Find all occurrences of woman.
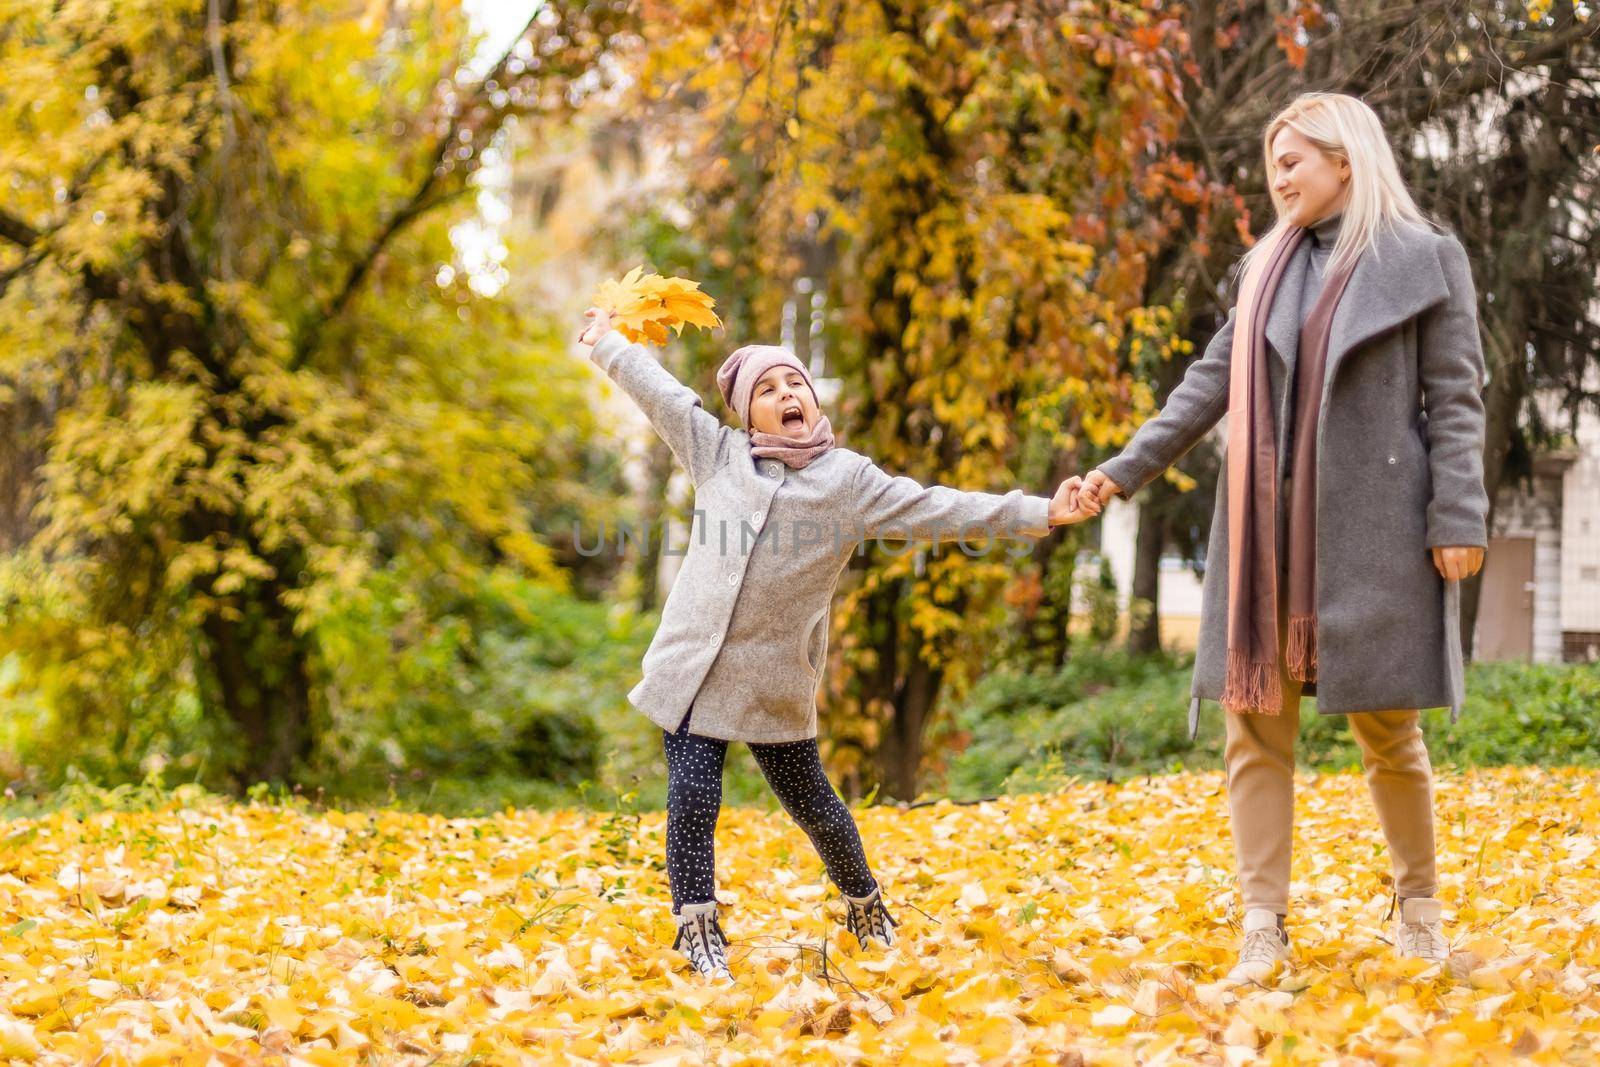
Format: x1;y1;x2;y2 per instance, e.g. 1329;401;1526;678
1077;92;1488;982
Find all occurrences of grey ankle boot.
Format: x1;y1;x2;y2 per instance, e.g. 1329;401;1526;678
672;900;733;982
842;885;898;949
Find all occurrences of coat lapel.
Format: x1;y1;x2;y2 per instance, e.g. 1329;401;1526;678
1321;222;1449;395
1263;250;1308;371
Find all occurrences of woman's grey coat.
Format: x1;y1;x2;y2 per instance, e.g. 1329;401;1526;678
1098;220;1489;737
588;329;1053;743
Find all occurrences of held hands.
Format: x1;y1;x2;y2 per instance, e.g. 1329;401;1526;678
1077;470;1121;517
1052;468;1122;524
1432;545;1485;582
1045;475;1101;526
1048;470;1124;527
577;306;612;346
1047;476;1086;526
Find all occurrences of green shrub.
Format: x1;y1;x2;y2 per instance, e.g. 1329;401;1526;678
0;557;649;814
303;568;651;811
940;649;1600;800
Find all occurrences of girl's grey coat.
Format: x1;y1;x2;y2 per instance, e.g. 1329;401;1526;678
589;330;1053;743
1099;220;1489;737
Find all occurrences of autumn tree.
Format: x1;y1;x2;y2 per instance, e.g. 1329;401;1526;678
0;0;631;789
621;0;1206;798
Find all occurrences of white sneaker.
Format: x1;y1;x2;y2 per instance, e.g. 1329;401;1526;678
842;885;898;949
672;901;733;983
1225;908;1290;985
1394;896;1450;964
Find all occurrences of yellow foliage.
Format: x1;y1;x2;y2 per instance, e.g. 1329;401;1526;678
0;767;1595;1062
591;267;723;346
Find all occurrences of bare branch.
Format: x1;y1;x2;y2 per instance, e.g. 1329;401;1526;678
0;247;47;299
0;209;41;250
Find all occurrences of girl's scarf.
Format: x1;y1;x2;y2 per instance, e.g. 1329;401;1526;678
1222;224;1359;715
750;413;836;469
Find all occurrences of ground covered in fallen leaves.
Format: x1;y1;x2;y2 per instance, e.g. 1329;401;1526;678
0;766;1597;1065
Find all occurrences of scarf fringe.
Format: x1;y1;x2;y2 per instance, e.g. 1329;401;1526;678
1220;649;1283;716
1285;613;1318;683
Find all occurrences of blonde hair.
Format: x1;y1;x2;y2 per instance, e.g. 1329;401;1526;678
1240;92;1437;282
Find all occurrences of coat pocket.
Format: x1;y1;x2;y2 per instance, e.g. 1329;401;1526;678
803;605;830;675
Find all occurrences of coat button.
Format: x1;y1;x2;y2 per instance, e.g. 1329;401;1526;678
750;510;761;524
1387;455;1397;465
725;572;737;586
707;632;720;645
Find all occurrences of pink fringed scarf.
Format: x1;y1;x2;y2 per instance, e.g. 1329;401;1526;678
1222;224;1359;715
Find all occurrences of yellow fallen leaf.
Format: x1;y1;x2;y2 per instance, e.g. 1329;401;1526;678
0;1019;41;1059
1091;1004;1135;1031
260;996;303;1033
0;766;1590;1063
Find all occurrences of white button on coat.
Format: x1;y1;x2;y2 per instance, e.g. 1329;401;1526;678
587;329;1054;744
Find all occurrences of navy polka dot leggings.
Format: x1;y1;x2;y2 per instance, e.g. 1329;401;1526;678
663;708;878;914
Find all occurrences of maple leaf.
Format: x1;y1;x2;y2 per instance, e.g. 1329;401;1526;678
591;267;723;346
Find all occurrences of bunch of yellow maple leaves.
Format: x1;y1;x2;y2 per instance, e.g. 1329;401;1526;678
591;268;722;346
0;766;1596;1064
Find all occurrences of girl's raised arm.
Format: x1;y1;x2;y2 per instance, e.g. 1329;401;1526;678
580;309;734;486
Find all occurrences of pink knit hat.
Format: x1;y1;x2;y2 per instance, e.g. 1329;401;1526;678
714;345;818;426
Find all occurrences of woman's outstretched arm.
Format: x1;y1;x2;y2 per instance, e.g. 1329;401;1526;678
1092;305;1239;501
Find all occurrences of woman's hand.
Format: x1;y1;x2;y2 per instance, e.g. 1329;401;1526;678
1075;469;1122;517
578;306;612;346
1432;545;1485;582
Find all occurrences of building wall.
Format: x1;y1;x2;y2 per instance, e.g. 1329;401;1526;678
1100;495;1206;652
1530;474;1567;664
1560;405;1600;636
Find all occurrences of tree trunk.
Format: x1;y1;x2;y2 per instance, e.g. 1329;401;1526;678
1463;330;1527;659
1127;491;1166;655
1020;449;1080;667
0;389;47;553
203;577;316;792
876;601;946;802
1458;47;1574;655
634;437;673;612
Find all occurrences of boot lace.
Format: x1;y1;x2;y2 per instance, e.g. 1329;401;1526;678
1239;926;1285;968
1398;915;1447;959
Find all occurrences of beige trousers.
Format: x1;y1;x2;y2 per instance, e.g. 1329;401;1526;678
1222;588;1439;915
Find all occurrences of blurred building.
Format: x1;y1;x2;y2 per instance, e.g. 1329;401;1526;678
1475;395;1600;664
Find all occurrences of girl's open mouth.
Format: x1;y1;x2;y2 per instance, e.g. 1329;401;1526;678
781;405;805;431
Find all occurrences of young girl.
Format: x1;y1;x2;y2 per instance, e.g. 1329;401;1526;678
577;306;1088;982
